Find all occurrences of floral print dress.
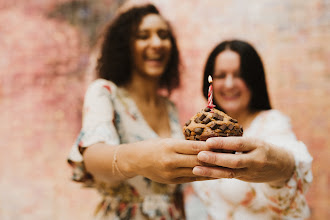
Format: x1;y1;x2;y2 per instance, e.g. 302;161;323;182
68;79;185;220
188;109;313;220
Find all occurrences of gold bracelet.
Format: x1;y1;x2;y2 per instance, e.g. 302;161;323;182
112;146;128;178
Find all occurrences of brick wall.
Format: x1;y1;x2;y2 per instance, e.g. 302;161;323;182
0;0;328;219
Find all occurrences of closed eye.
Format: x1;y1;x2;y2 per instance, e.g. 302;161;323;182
136;31;149;40
158;30;170;40
213;74;226;79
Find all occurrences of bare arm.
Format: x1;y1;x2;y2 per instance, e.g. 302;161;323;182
84;138;212;185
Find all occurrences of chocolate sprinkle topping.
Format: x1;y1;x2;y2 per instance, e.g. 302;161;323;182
230;118;238;123
219;124;227;131
202;117;211;124
194;118;201;123
185;129;191;136
185;120;191;126
228;124;234;130
217;133;228;137
194;127;204;135
204;107;211;112
210;123;219;130
199;114;206;121
213;113;224;121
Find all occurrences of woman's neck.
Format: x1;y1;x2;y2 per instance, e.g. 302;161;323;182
124;73;170;138
125;74;160;106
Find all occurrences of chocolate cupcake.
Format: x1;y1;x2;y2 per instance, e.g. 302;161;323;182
183;107;243;152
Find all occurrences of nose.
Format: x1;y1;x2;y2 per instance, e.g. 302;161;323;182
150;34;162;47
224;74;234;88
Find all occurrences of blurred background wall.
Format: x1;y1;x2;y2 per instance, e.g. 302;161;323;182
0;0;329;219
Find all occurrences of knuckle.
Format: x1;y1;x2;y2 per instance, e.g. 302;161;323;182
208;154;218;165
191;142;202;153
163;171;173;180
200;168;210;176
213;138;224;149
164;172;173;181
161;157;174;168
232;158;242;168
237;140;245;152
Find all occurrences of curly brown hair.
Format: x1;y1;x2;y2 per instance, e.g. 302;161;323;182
96;4;180;94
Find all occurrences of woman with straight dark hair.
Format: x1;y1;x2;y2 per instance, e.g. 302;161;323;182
67;4;211;219
188;40;313;219
202;40;271;112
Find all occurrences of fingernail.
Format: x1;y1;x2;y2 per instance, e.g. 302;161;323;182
206;138;216;144
193;166;204;176
198;152;209;161
206;138;217;147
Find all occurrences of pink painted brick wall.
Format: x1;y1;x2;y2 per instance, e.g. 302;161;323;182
0;0;329;219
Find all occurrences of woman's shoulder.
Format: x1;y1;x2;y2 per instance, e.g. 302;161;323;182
253;109;292;131
258;109;290;122
83;79;119;102
87;78;118;92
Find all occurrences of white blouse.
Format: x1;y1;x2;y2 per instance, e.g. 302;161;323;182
188;109;313;220
68;79;185;219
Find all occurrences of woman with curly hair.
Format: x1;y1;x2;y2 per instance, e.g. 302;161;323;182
67;3;210;220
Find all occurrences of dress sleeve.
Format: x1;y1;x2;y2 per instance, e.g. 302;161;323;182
67;79;120;185
254;110;313;219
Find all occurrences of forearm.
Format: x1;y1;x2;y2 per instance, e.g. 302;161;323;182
259;142;313;218
83;142;137;185
84;138;208;185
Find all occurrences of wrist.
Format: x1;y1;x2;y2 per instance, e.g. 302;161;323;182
116;144;137;178
269;150;295;188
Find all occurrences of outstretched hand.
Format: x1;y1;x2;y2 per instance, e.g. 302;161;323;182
192;137;295;187
119;138;215;184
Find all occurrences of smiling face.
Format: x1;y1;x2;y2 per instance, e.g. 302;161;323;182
213;50;252;115
131;14;172;80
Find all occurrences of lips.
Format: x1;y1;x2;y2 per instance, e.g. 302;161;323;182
145;54;163;60
144;54;165;66
220;92;240;101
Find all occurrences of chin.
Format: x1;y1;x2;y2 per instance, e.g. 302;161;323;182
146;70;165;77
221;104;240;113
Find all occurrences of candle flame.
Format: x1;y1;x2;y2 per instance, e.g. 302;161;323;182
208;75;213;83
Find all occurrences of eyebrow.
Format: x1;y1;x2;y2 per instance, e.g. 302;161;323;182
138;27;169;31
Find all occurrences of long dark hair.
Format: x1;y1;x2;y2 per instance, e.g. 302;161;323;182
96;4;180;94
202;40;271;111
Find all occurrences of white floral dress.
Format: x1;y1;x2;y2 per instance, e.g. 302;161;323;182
189;110;313;220
68;79;185;220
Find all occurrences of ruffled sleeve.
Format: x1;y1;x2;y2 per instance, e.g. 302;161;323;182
67;79;120;185
252;110;313;218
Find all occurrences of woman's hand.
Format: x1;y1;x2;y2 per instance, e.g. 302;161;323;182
119;138;213;184
192;137;295;187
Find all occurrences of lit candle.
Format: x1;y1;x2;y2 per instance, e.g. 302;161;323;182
207;75;215;109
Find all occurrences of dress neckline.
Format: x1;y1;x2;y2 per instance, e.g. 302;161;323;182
117;86;174;138
244;110;271;136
